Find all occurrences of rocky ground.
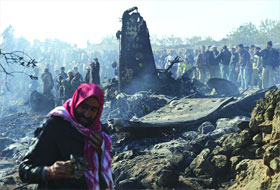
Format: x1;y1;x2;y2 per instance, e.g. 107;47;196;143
1;87;280;189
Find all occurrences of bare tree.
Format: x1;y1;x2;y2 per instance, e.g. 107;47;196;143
0;49;38;91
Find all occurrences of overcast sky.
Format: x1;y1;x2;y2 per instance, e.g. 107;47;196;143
0;0;279;48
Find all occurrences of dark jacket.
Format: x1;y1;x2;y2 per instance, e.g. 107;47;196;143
230;52;239;67
19;116;106;189
238;50;251;68
217;49;231;65
205;50;215;66
196;52;207;67
256;48;279;68
85;62;100;85
212;50;220;65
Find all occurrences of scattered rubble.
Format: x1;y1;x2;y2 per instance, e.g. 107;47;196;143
102;91;172;122
1;85;279;190
1;6;278;190
0;112;45;190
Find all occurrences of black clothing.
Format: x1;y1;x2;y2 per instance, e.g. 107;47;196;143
256;48;279;68
85;62;100;85
238;49;251;67
217;49;231;65
205;50;215;65
212;50;220;65
196;52;207;67
58;72;67;80
230;52;239;67
19;116;87;189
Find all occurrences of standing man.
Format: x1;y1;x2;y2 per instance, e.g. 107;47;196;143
61;70;75;101
58;66;68;80
256;41;280;89
86;59;101;85
205;46;217;79
111;61;118;78
164;50;178;79
73;66;83;82
212;45;220;78
238;44;251;90
229;47;239;85
19;83;113;189
71;72;83;91
217;45;231;80
196;46;208;83
41;68;54;95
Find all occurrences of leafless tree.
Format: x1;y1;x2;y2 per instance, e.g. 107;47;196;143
0;49;38;91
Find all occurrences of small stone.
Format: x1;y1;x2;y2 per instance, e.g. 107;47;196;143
197;122;215;134
252;133;262;144
237;121;249;130
262;134;271;144
270;158;280;173
230;155;243;172
255;147;265;158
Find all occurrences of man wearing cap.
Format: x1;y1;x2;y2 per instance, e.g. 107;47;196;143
256;41;280;89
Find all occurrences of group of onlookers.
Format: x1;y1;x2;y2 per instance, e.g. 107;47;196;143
155;41;280;90
38;59;103;106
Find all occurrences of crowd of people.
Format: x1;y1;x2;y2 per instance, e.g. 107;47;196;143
36;57;113;106
1;33;280;118
154;41;280;90
31;40;280;109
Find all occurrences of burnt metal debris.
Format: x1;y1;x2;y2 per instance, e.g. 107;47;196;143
207;78;240;96
29;90;55;112
117;7;157;94
116;7;192;96
116;7;239;97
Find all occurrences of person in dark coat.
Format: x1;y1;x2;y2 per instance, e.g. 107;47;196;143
217;45;232;80
238;44;251;89
85;59;100;85
196;46;208;83
229;47;239;85
41;68;54;95
19;83;113;189
256;41;280;89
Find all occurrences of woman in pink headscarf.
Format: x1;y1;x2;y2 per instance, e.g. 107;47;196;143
19;83;113;190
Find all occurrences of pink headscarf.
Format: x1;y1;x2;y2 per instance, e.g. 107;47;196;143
48;83;113;190
63;83;104;132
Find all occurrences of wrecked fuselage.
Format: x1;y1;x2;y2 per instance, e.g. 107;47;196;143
117;7;158;94
116;7;190;96
116;7;238;97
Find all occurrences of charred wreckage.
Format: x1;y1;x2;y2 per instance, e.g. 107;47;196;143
110;7;239;98
29;7;240;113
1;7;279;190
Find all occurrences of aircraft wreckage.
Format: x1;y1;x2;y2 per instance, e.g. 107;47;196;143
114;7;239;97
106;7;275;136
30;7;267;134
